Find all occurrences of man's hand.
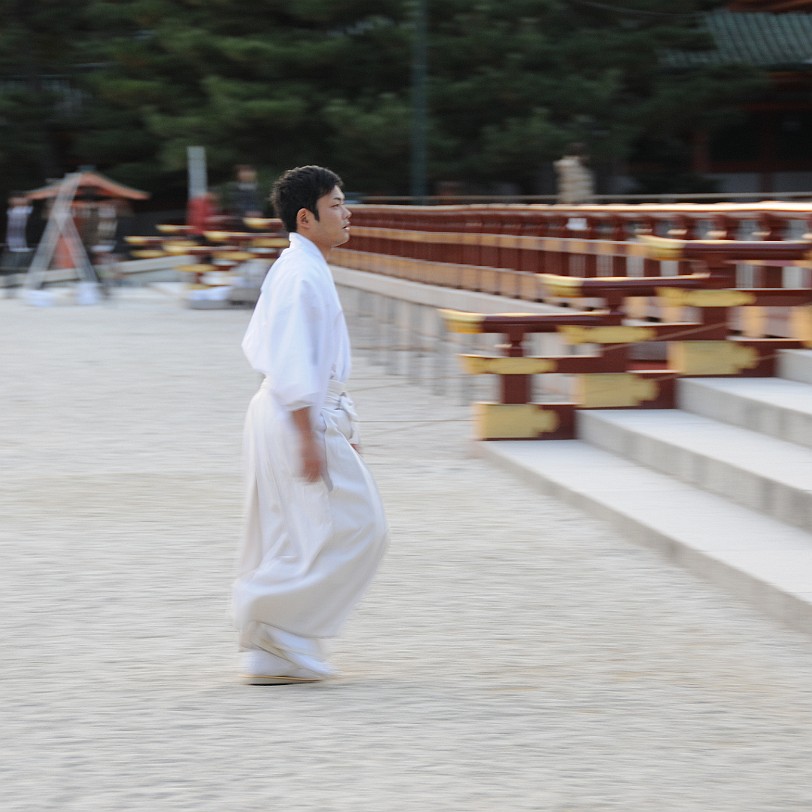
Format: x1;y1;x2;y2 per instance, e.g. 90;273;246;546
291;407;324;482
298;431;325;482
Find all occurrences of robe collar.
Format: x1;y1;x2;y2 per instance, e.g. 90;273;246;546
288;232;328;266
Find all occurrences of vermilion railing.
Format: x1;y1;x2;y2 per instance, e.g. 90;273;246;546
336;202;812;291
331;205;812;439
437;235;812;439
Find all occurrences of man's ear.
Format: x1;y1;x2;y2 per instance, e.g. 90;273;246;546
296;207;310;230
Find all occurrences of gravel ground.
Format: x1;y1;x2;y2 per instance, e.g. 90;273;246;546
2;285;812;811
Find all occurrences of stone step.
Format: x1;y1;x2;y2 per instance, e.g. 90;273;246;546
678;376;812;449
778;348;812;385
577;409;812;533
477;438;812;636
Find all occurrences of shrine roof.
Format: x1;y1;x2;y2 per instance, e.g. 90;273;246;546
728;0;812;11
664;9;812;69
25;171;150;201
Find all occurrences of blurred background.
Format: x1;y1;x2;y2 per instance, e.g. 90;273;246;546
0;0;810;219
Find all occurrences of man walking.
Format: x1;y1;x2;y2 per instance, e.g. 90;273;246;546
2;194;33;281
233;166;388;685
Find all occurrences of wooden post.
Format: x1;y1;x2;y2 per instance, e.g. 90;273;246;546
499;327;531;404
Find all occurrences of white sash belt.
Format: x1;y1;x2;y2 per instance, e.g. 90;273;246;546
324;379;360;445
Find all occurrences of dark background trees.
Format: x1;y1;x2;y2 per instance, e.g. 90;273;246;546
0;0;765;209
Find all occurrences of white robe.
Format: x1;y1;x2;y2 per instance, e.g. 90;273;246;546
233;233;388;673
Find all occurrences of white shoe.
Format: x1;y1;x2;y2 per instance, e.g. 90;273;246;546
240;648;328;686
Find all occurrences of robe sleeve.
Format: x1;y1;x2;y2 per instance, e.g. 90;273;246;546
242;264;325;411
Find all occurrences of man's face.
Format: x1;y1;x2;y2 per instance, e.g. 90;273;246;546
308;186;351;251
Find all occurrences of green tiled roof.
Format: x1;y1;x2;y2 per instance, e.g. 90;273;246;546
664;9;812;68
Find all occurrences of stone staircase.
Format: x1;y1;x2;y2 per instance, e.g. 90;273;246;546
478;349;812;635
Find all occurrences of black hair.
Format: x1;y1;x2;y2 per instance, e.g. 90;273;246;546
270;165;343;233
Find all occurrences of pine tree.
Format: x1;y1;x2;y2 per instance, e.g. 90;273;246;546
76;0;411;202
0;0;768;201
427;0;763;193
0;0;93;195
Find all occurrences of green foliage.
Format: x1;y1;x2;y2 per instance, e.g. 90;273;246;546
0;0;774;203
324;94;413;192
0;0;96;194
425;0;762;191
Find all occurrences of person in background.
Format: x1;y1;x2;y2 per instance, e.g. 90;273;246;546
229;164;263;221
554;142;595;205
233;165;388;685
2;194;33;276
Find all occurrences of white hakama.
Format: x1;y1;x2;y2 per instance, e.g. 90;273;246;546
232;234;387;676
